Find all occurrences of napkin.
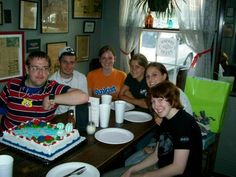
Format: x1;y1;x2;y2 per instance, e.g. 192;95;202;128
88;97;100;127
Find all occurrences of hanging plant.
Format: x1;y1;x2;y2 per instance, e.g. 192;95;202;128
136;0;182;19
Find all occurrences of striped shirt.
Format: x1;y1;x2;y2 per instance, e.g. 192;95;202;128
0;77;70;130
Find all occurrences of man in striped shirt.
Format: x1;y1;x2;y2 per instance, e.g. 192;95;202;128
0;51;88;131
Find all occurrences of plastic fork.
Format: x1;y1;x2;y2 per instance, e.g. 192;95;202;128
63;166;86;177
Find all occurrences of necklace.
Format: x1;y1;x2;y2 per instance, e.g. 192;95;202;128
60;74;73;84
19;79;48;107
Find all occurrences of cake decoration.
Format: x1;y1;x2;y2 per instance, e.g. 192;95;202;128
0;119;85;161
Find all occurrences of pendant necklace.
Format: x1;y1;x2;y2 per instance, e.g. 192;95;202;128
20;79;47;107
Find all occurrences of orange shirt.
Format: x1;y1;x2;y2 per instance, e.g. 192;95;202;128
87;68;126;100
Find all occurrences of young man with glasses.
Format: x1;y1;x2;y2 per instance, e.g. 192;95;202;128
50;47;88;115
0;51;89;131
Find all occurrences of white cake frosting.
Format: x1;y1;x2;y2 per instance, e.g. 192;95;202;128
0;119;85;161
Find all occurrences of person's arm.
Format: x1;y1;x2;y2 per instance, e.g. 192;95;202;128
122;144;159;177
119;85;148;108
43;88;89;110
88;88;93;97
140;149;189;177
127;149;189;177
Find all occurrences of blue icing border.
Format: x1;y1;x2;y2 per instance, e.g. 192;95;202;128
2;136;81;158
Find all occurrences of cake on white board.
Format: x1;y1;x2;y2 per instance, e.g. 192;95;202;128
0;119;85;161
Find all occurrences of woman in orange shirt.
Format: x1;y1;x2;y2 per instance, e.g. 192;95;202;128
87;45;126;100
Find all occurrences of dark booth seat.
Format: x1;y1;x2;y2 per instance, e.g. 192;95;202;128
75;103;89;131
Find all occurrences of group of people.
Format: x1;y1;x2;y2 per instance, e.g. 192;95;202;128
0;45;203;177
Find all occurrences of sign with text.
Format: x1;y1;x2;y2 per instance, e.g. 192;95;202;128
157;38;177;58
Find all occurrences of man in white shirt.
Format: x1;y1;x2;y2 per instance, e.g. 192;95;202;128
50;46;88;115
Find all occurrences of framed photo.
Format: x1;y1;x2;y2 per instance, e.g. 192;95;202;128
226;7;234;17
46;42;67;73
4;9;11;23
0;32;24;81
73;0;102;18
83;21;95;33
76;35;90;61
19;0;38;30
41;0;68;33
0;2;3;25
223;23;234;38
26;39;41;53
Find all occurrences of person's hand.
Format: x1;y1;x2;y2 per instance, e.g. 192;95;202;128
67;114;76;128
42;95;55;110
144;146;154;154
154;116;162;125
121;168;133;177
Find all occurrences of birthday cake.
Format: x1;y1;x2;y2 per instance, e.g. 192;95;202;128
0;119;85;161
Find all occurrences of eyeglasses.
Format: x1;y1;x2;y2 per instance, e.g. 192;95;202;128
29;65;49;73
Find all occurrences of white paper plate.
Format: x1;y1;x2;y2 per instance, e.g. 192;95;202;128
124;111;152;123
94;128;134;144
111;102;135;111
46;162;100;177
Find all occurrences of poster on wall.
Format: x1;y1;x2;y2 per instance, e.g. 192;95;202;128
73;0;102;18
0;32;24;81
41;0;68;33
46;42;67;74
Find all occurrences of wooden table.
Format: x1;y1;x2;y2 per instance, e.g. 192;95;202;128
0;111;157;177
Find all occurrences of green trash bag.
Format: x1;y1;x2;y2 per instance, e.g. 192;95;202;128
185;77;231;133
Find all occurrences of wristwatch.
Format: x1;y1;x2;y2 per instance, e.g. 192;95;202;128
49;94;55;101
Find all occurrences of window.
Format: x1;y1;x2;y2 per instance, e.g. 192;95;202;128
138;14;195;83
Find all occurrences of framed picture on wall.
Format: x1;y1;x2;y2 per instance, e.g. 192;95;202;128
41;0;68;33
19;0;38;30
226;7;234;17
26;39;41;53
0;32;24;81
0;2;3;25
46;42;67;74
83;21;95;33
75;35;89;61
73;0;102;18
223;23;234;38
4;9;12;23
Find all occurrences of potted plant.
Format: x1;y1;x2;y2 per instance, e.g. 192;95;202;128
136;0;180;19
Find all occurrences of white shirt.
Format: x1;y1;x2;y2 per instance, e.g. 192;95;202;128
179;88;193;115
49;70;88;115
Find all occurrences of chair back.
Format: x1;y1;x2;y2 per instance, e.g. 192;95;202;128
184;76;231;133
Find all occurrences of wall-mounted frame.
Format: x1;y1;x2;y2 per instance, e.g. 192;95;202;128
83;21;95;33
0;2;3;25
226;7;234;17
41;0;68;33
19;0;38;30
223;23;234;38
0;32;24;82
73;0;102;18
76;35;89;61
26;39;41;53
4;9;11;23
46;42;67;74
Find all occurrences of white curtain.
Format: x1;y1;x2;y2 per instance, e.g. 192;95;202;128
119;0;146;73
175;0;217;78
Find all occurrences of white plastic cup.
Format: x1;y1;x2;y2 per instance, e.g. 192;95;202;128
99;104;111;128
0;155;14;177
101;95;112;104
115;100;126;124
